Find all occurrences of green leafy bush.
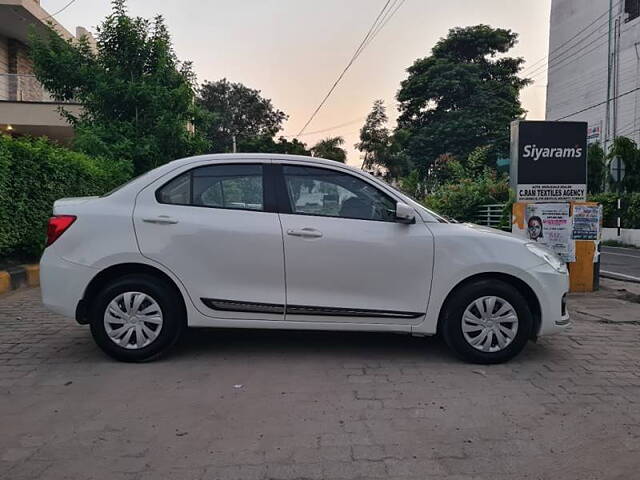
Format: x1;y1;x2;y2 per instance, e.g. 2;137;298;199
589;192;640;229
0;135;132;260
423;169;510;223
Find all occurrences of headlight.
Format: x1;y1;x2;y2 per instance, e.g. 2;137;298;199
526;243;568;274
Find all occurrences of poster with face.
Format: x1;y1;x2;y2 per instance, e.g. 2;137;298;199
525;203;574;262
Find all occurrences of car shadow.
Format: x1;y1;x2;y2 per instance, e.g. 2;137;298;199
168;327;555;365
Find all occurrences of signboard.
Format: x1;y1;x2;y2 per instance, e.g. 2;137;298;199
524;203;575;262
510;121;587;202
572;204;602;241
587;123;602;145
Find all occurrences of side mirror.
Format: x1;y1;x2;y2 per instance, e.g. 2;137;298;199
395;202;416;224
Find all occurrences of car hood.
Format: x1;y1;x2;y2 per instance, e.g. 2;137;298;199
457;222;528;244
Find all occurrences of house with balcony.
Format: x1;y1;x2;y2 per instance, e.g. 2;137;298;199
0;0;93;143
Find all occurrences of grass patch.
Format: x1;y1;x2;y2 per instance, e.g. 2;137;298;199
601;240;639;249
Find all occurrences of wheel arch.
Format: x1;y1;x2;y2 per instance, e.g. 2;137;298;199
76;263;187;325
436;272;542;339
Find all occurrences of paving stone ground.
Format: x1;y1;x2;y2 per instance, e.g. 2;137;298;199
1;282;639;480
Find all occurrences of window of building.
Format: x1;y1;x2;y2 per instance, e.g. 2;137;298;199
626;0;640;22
282;165;396;222
157;164;264;211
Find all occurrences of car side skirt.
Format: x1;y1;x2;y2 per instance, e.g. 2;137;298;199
201;298;423;319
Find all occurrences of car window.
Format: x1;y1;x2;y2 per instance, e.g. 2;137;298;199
157;164;264;211
282;165;396;221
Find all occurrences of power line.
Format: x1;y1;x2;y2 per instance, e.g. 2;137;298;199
362;0;406;51
553;86;640;121
295;0;404;138
526;24;610;79
521;0;621;76
41;0;79;21
281;117;366;138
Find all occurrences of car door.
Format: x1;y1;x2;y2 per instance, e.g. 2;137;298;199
276;163;434;325
133;161;286;321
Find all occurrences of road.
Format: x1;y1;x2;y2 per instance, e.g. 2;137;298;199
1;286;639;479
601;245;640;282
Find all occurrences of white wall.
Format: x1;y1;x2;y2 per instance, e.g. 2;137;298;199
546;0;640;145
603;227;640;246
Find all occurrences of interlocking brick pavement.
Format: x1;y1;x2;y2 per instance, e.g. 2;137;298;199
0;285;639;479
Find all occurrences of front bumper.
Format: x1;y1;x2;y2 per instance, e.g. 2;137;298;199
528;263;571;336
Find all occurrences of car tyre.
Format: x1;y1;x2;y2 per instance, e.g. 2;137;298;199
89;274;185;362
441;279;533;364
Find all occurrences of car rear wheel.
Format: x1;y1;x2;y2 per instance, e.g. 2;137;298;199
441;279;533;364
89;274;185;362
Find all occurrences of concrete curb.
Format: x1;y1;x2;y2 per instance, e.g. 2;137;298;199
600;271;640;284
0;264;40;295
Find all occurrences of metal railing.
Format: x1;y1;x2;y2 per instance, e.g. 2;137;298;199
0;73;58;102
475;203;509;230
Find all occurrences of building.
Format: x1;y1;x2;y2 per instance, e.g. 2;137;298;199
0;0;92;143
545;0;640;149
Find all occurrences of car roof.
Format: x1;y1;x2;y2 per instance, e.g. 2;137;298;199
168;153;360;171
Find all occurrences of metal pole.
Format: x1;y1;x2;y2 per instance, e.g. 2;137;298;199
604;0;614;155
232;134;237;153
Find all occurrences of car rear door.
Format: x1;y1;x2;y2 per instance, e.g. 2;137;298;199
276;163;434;325
133;160;286;320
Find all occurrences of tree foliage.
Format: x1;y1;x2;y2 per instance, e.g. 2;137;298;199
198;78;287;153
356;100;390;169
29;0;208;174
609;136;640;192
311;136;347;163
236;135;310;156
587;142;606;194
396;25;530;177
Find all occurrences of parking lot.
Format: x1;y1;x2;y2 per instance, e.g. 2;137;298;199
1;284;639;480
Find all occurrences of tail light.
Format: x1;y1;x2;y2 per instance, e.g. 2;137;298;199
46;215;76;247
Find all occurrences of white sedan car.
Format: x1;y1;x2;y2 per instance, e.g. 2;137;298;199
40;154;570;363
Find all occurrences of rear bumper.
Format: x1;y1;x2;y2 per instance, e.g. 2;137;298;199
40;250;97;320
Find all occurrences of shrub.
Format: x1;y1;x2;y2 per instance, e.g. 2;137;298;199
589;192;640;229
423;169;510;223
0;135;132;260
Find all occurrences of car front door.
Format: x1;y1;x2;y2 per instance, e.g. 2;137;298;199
133;161;286;320
276;163;434;325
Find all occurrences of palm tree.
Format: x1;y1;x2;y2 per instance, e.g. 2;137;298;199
311;136;347;163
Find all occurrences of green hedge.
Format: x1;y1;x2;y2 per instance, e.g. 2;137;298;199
0;135;132;260
589;192;640;229
423;170;511;224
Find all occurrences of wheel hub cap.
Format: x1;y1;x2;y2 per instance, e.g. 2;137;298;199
103;292;163;350
461;296;519;353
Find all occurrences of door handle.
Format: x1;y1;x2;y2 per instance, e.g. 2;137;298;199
286;228;323;238
142;215;179;225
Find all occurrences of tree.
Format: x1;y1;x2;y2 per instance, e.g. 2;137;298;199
396;25;530;177
587;143;606;194
29;0;208;174
356;100;390;169
609;136;640;192
311;136;347;163
198;79;287;153
236;135;311;156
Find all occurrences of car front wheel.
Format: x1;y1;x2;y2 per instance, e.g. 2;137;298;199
89;274;185;362
441;279;533;364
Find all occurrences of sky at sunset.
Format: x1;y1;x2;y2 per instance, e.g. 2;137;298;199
45;0;552;166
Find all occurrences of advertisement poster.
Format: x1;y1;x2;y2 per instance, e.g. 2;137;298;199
525;203;575;262
572;205;602;241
